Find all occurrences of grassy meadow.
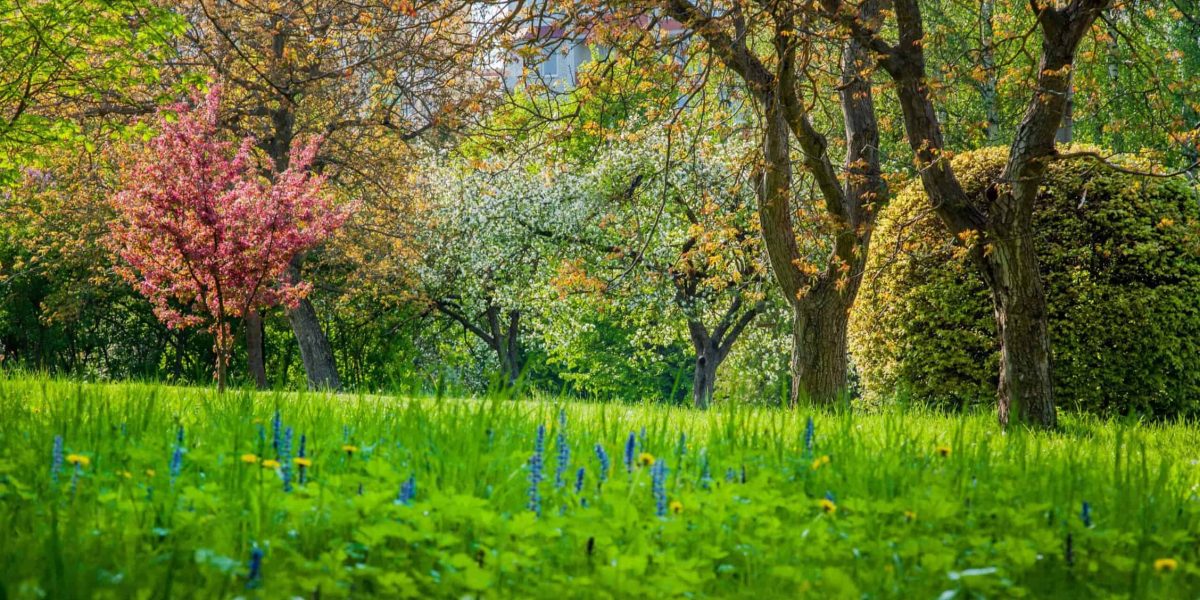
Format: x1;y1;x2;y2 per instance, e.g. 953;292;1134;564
1;375;1199;598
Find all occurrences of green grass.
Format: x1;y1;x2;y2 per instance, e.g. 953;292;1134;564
1;375;1199;598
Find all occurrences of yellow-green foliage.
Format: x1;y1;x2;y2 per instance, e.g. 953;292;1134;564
851;147;1200;416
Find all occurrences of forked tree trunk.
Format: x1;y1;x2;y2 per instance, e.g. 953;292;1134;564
982;230;1057;428
245;311;269;389
790;290;851;408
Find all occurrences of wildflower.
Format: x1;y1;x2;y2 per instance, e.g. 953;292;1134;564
293;457;312;468
936;445;952;457
804;416;814;456
594;443;610;483
638;452;655;467
904;510;917;522
397;474;416;505
819;498;837;514
1080;501;1092;528
241;454;260;464
624;432;636;473
528;428;545;516
51;435;63;483
725;467;736;483
169;445;184;486
1155;558;1179;573
271;410;282;454
651;460;668;517
554;429;570;489
245;546;264;589
261;459;281;469
66;454;90;467
297;434;308;485
145;469;156;477
341;444;359;455
118;470;133;479
810;455;831;471
574;467;586;494
281;427;294;492
669;500;684;515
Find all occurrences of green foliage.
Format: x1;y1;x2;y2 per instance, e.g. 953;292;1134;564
851;147;1200;416
2;376;1200;597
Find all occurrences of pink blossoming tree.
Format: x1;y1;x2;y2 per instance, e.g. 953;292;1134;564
109;87;350;391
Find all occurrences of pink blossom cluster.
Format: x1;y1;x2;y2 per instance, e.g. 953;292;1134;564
109;86;350;347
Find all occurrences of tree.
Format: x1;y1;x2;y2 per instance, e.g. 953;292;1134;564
0;0;182;185
108;87;350;391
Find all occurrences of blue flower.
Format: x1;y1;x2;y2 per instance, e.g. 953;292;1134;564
51;435;63;483
594;443;610;483
271;410;282;454
554;430;570;489
528;425;546;515
396;475;416;506
245;546;264;589
1081;501;1092;528
804;416;815;456
281;427;294;492
574;467;586;494
624;432;636;473
651;460;668;517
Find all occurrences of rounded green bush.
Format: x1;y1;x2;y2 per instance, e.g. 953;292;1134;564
850;147;1200;417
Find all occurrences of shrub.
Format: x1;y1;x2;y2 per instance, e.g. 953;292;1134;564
850;147;1200;417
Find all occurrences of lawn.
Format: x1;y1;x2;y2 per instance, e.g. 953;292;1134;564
1;375;1198;598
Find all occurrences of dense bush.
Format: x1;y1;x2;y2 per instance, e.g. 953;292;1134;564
850;147;1200;417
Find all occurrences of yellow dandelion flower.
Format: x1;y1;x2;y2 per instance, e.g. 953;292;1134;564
810;455;831;470
1155;558;1179;573
66;454;90;467
145;469;156;477
118;470;133;479
904;510;917;522
241;454;260;464
936;445;951;457
342;445;359;455
637;452;655;467
669;500;684;514
819;498;837;514
293;457;312;468
261;459;281;469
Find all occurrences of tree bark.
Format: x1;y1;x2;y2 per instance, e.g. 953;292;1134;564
790;288;851;407
691;348;719;409
245;310;268;389
286;260;340;390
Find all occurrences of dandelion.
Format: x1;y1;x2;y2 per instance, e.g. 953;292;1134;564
1080;501;1092;528
245;546;264;589
145;469;156;477
624;431;636;473
638;452;655;467
342;444;359;456
66;454;90;467
651;460;668;517
261;459;281;469
904;510;917;522
669;500;683;515
803;416;814;456
241;453;259;464
594;443;610;483
396;474;416;506
811;455;831;471
51;435;63;483
819;498;837;514
936;445;952;457
293;457;312;468
574;467;586;494
1155;558;1178;572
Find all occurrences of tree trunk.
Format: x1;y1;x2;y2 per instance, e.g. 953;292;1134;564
245;311;269;389
982;233;1057;428
790;290;851;408
287;295;340;390
1055;83;1074;143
